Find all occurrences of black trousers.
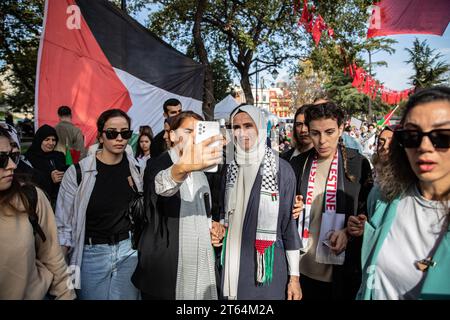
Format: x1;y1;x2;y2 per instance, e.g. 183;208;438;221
300;273;333;300
141;292;170;300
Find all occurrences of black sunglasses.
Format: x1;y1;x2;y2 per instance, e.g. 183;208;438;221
0;151;20;169
394;129;450;149
102;129;133;140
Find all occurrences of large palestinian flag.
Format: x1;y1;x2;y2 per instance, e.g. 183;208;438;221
36;0;204;147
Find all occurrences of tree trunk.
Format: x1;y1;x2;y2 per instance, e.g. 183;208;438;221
240;69;254;105
193;0;214;120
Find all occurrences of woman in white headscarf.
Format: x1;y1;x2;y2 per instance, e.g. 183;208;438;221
219;105;302;300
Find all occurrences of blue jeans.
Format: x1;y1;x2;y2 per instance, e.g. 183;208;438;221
78;237;140;300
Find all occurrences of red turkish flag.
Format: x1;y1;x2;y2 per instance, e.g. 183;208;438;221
367;0;450;38
312;17;322;45
299;0;309;25
328;28;335;37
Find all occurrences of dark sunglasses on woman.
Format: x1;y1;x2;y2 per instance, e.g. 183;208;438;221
0;151;21;169
102;129;133;140
395;129;450;149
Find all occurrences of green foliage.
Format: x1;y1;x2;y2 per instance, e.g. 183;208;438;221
324;72;391;120
405;38;450;88
0;0;43;113
146;0;308;104
210;57;232;102
304;1;397;119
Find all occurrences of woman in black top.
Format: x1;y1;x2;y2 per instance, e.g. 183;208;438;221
56;109;143;300
24;124;66;207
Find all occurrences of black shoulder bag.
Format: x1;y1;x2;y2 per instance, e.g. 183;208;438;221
127;176;147;250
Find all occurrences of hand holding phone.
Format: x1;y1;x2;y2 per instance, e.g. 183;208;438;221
322;239;332;248
195;121;222;172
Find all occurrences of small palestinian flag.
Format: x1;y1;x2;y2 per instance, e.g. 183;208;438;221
65;144;73;166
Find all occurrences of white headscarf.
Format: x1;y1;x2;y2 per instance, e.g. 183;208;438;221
223;105;273;299
230;105;267;165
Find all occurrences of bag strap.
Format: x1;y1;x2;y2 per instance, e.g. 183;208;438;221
127;163;142;193
23;186;47;242
74;163;82;186
127;176;139;193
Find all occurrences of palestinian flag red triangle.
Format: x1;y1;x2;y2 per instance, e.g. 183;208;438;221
36;0;205;147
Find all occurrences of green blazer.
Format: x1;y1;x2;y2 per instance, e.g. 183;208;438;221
357;187;450;300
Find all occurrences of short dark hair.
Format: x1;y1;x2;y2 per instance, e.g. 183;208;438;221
96;109;131;139
305;102;345;128
57;105;72;117
163;98;182;114
164;116;175;128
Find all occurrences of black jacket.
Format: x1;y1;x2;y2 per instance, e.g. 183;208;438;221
290;147;373;299
280;147;296;161
150;130;166;159
24;125;67;206
132;152;180;299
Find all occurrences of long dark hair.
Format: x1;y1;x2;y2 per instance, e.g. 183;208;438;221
372;126;394;176
378;86;450;201
305;102;355;182
135;132;153;158
293;104;313;147
0;127;32;214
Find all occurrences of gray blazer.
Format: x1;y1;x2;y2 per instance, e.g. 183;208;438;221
55;153;143;289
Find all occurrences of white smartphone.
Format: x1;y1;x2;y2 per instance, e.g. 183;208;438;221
194;121;221;173
322;239;332;248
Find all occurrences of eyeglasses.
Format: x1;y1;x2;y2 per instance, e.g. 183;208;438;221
102;129;133;140
0;151;20;169
394;129;450;149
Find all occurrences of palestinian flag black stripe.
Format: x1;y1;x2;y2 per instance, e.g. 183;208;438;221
76;0;204;100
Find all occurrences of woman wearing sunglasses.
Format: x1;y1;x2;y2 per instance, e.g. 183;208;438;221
0;122;34;183
55;109;142;300
24;124;67;208
0;127;75;299
357;86;450;300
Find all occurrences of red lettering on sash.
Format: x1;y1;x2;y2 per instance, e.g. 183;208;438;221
306;189;314;205
327;181;337;189
301;151;339;244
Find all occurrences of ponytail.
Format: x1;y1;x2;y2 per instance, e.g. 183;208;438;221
338;138;355;182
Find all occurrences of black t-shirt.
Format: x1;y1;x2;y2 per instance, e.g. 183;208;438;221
85;156;134;239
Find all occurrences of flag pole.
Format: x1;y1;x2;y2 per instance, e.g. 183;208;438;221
121;0;127;13
378;104;400;127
